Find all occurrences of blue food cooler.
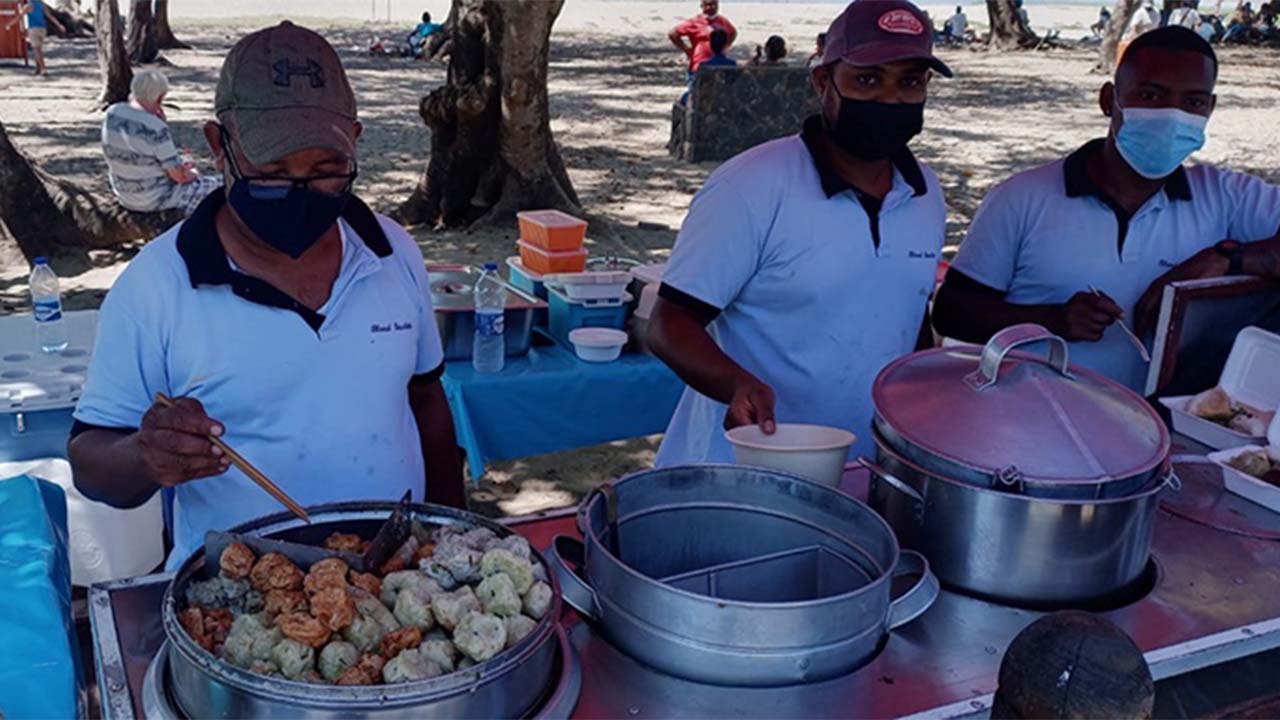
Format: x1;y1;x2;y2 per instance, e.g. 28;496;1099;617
0;311;97;463
546;285;630;348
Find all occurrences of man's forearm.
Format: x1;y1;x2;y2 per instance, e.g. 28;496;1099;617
933;282;1063;343
648;299;752;405
1240;235;1280;278
410;380;465;508
68;429;158;508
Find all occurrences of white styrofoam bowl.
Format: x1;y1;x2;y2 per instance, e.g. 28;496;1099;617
725;423;857;487
569;327;628;363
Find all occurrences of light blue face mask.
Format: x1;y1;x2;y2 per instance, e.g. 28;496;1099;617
1113;100;1208;180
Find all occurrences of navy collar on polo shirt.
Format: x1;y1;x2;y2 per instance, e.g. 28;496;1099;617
1063;138;1193;203
799;114;928;199
176;190;392;332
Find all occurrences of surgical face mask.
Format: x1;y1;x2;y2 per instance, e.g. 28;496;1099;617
220;129;355;259
824;89;925;161
1113;99;1208;180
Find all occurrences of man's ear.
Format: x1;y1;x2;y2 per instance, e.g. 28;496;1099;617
203;121;225;171
810;64;830;97
1100;81;1116;118
353;120;364;141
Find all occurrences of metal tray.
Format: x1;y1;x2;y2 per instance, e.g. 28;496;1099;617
428;264;547;361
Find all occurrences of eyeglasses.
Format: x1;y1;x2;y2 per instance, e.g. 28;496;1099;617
219;124;358;199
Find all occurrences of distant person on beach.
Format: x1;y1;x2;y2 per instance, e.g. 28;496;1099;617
670;0;737;76
408;11;443;57
945;5;968;42
807;32;826;67
1091;6;1112;36
1118;0;1161;59
1015;0;1030;28
1224;1;1260;40
680;28;736;104
751;35;787;65
1169;1;1204;31
934;27;1280;393
102;70;223;217
2;0;66;76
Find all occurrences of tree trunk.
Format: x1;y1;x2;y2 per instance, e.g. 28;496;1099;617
95;0;132;108
0;120;181;262
985;0;1039;49
154;0;189;50
126;0;158;64
1100;0;1144;71
396;0;579;229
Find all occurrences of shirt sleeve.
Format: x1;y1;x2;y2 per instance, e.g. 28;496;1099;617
152;122;181;170
673;17;698;37
660;168;766;313
1221;170;1280;242
73;261;169;431
383;219;445;376
949;180;1025;293
720;17;737;41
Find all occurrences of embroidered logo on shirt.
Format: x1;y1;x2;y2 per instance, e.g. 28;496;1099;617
908;250;938;259
878;10;925;35
371;321;414;333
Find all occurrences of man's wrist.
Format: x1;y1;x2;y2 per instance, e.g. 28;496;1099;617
1215;240;1245;276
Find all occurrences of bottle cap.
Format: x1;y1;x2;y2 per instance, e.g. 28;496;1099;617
483;262;498;271
34;257;48;265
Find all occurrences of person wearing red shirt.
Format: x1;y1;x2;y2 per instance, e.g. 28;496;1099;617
669;0;738;74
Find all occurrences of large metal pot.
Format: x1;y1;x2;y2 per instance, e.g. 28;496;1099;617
867;324;1176;606
546;465;939;687
162;501;562;719
873;324;1170;500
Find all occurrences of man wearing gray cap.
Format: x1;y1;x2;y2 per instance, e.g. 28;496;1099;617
69;22;465;568
648;0;952;465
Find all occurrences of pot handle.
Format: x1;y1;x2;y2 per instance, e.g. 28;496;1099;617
965;323;1072;391
859;457;925;524
545;535;600;621
887;550;940;630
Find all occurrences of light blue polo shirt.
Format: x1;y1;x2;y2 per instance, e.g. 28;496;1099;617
655;116;946;465
74;193;445;569
951;139;1280;392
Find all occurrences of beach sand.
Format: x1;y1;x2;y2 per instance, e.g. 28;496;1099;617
1;2;1277;515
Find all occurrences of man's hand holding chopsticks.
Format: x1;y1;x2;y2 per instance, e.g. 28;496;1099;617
136;396;231;486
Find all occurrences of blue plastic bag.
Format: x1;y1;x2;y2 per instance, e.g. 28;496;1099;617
0;474;83;718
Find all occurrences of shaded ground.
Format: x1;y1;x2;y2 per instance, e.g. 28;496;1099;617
1;18;1277;516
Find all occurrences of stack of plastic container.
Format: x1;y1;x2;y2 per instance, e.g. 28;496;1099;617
513;210;588;279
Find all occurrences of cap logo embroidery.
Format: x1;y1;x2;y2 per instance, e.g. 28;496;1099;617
272;58;326;89
878;9;925;35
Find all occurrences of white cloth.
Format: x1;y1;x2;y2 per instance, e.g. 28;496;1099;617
1126;6;1162;38
1169;6;1202;29
950;142;1280;392
655;126;946;466
74;205;445;569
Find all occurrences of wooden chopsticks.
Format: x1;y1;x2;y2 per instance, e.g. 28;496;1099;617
154;392;311;523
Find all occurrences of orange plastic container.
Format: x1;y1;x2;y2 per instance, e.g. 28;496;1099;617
518;240;588;275
517;210;588;251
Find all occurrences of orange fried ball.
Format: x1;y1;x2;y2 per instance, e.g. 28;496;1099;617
348;571;382;598
179;607;212;651
303;558;350;595
309;586;357;632
335;666;374;686
379;626;423;660
249;552;304;593
219;542;255;580
357;652;386;679
277;612;332;649
324;532;365;554
263;589;309;616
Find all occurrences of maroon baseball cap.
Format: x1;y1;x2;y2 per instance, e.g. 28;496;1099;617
820;0;953;77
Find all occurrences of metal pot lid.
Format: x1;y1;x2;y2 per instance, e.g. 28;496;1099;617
872;324;1169;485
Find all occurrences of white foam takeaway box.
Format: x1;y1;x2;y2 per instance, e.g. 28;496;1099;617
1208;410;1280;514
1160;326;1280;450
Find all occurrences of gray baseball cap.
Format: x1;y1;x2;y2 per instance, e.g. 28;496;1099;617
214;21;358;166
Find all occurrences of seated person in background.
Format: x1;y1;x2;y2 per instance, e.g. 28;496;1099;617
102;70;222;217
1091;6;1112;37
807;32;827;67
751;34;787;65
945;5;969;42
680;28;736;104
408;11;443;57
932;28;1280;393
1224;2;1259;41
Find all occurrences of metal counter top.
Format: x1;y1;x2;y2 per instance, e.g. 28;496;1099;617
93;463;1280;719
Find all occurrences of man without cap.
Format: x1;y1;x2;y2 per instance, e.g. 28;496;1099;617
102;70;223;217
3;0;65;76
649;0;951;465
69;22;464;569
670;0;738;76
933;27;1280;393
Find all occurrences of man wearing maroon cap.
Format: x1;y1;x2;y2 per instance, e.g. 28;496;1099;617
71;22;466;567
648;0;952;465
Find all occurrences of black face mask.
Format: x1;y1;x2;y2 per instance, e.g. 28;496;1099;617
824;90;925;161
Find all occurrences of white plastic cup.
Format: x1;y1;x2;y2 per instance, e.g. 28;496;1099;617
725;423;857;487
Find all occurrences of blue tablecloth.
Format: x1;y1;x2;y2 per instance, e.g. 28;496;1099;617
0;475;81;719
443;345;685;481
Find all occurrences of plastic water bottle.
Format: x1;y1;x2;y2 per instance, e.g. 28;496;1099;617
30;257;68;353
472;262;505;373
